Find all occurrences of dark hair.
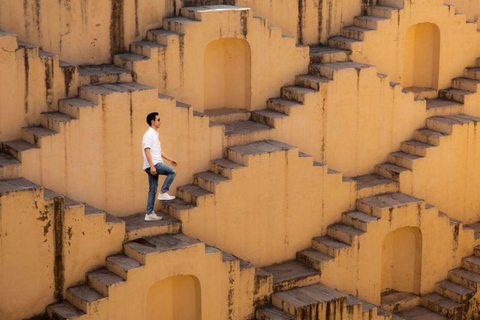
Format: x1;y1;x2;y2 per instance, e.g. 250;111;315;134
146;112;159;126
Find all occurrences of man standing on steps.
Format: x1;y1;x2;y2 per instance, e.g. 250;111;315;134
143;112;178;221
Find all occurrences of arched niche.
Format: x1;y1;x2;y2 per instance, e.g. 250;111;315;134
204;38;252;111
381;227;422;295
403;23;441;90
147;275;201;320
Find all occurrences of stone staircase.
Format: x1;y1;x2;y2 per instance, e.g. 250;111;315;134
45;232;258;319
255;260;392;320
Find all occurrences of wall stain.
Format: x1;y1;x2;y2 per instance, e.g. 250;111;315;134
44;56;54;111
24;48;30;115
134;0;140;37
297;0;305;44
240;10;248;38
53;197;65;300
318;0;324;43
110;0;125;58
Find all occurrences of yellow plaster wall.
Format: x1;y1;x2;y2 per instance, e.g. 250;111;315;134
85;242;257;319
0;185;55;319
318;201;475;305
0;33;71;142
170;144;356;267
445;0;480;27
0;0;184;65
397;119;480;223
346;0;480;90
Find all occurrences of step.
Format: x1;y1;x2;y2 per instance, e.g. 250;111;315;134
177;183;213;205
438;88;473;104
310;61;372;79
309;46;350;64
224;120;273;146
400;140;435;157
402;87;437;100
462;255;480;273
124;233;203;263
266;98;302;115
163;16;201;33
328;36;362;50
160;198;195;217
374;163;411;181
105;254;142;279
464;67;480;80
47;301;86;319
251;109;287;127
22;126;57;147
256;306;294;320
78;82;155;104
312;235;350;257
87;268;125;296
381;291;421;312
204;108;251;124
66;284;105;313
342;210;379;231
261;260;321;292
193;171;229;192
130;40;166;57
347;295;378;319
146;28;180;45
41;112;76;132
426;99;464;117
357;193;423;218
58;98;97;118
120;212;182;241
114;53;149;69
387;151;422;169
294;74;330;91
353;174;399;198
78;64;134;86
1;140;38;160
227;140;296;166
448;267;480;290
296;248;334;271
367;5;399;18
434;280;474;303
421;293;463;318
0;151;21;170
353;15;389;29
280;86;316;104
414;128;446;146
327;223;364;245
452;77;480;92
465;223;480;240
341;25;375;41
209;158;245;179
271;283;347;318
426;114;480;135
394;306;447;320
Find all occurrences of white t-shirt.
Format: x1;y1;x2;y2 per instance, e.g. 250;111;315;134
142;127;163;170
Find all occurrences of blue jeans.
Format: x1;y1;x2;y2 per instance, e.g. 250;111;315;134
145;162;176;214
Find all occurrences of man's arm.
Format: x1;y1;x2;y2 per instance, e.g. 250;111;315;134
145;148;157;175
162;152;178;167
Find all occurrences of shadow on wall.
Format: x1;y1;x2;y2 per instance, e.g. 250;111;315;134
204;38;252;110
403;23;441;90
381;227;422;295
147;275;202;320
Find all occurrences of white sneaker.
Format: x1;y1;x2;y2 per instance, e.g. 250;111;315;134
157;192;175;201
145;212;163;221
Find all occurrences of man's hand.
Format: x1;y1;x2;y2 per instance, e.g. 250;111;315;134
150;167;157;175
171;159;178;167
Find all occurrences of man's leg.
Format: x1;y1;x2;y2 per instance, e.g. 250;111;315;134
155;163;176;194
146;169;159;213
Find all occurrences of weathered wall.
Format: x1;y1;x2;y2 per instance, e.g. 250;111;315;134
0;0;184;64
346;0;480;90
444;0;480;28
318;200;475;305
0;183;55;319
0;32;73;142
